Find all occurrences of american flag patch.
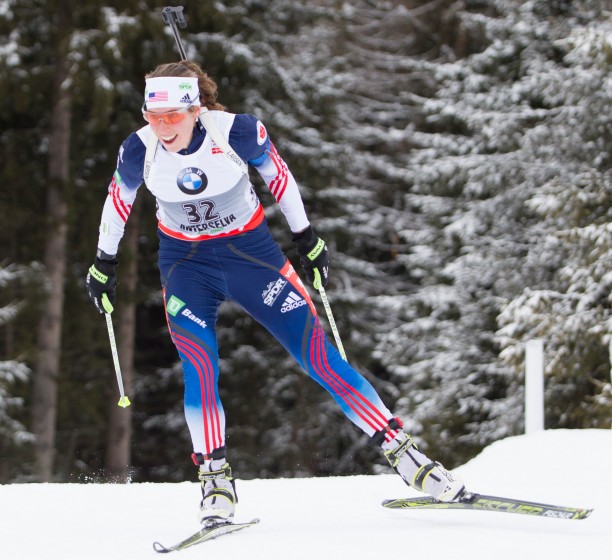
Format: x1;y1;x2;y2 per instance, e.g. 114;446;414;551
148;91;168;102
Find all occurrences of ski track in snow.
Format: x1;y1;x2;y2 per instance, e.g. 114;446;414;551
1;429;610;559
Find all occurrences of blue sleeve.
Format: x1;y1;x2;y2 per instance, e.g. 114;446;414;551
116;132;146;190
228;114;271;166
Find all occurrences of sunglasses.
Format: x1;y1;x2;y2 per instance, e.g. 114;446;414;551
142;104;194;125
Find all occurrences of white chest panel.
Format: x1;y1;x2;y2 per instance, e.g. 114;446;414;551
142;119;259;238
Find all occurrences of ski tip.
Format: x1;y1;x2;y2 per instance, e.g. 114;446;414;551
153;541;170;553
382;497;409;506
382;497;430;506
575;508;594;520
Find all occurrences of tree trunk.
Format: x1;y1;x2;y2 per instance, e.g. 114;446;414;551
30;50;71;482
105;202;140;481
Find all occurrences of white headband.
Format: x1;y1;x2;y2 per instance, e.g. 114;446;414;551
144;76;201;109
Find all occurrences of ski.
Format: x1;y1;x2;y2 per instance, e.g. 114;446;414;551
382;492;592;520
153;518;260;553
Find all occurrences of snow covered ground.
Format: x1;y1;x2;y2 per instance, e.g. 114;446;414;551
1;429;610;559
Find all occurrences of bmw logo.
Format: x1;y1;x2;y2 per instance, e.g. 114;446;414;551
177;167;208;195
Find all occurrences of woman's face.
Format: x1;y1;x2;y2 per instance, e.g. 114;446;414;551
144;106;199;152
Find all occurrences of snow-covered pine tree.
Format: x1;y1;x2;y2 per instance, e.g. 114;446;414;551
0;263;35;482
496;10;611;429
372;0;611;464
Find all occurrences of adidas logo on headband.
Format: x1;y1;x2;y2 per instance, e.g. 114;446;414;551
144;76;201;109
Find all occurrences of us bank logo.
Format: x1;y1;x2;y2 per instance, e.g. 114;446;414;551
177;167;208;195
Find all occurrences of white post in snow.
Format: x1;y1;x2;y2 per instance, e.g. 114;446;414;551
609;335;612;385
525;339;545;434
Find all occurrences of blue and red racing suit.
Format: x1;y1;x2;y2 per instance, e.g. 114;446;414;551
97;110;400;456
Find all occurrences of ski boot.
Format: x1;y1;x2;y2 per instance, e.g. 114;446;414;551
193;453;237;526
377;421;465;502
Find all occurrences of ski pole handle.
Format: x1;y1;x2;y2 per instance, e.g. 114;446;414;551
102;296;131;408
318;286;347;361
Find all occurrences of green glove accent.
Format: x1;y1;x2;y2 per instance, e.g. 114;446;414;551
307;238;326;261
88;264;109;284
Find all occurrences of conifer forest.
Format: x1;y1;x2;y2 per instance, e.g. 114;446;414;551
0;0;610;484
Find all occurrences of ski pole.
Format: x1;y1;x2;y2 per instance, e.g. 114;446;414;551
318;286;347;361
102;295;131;408
162;6;188;60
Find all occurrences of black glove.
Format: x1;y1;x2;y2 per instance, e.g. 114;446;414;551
293;226;329;289
86;255;117;313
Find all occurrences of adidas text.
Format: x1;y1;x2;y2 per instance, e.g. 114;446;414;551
281;292;307;313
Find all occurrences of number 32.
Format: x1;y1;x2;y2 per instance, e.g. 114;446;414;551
182;200;219;224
